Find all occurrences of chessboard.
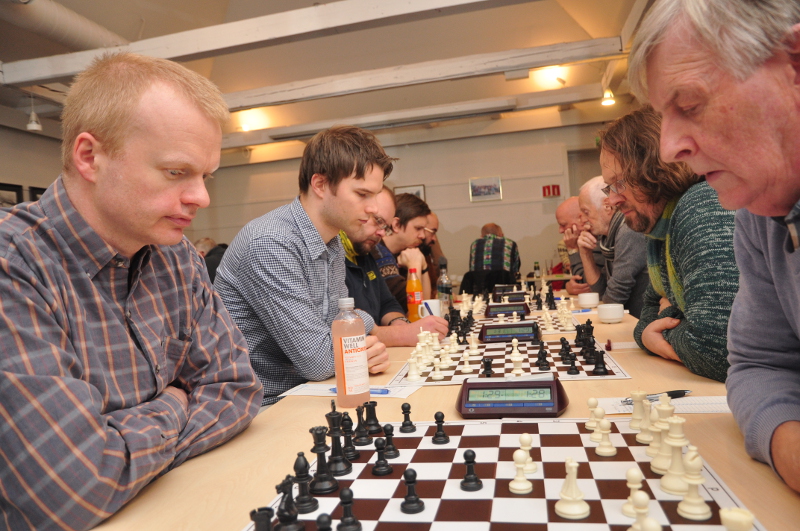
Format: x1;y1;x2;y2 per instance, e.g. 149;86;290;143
470;314;580;337
242;418;762;531
388;339;631;387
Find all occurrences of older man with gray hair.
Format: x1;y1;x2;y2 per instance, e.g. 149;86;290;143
576;176;649;318
629;0;800;492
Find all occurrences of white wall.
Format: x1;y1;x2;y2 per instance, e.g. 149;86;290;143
0;126;61;200
190;124;605;279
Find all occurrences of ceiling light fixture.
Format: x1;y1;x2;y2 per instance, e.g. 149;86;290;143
26;94;42;132
601;90;615;106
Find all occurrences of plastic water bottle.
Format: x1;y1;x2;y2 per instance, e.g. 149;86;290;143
437;265;452;310
406;268;423;322
332;297;370;408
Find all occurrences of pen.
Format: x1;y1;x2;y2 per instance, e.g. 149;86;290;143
330;387;391;395
424;302;434;317
621;390;691;405
572;309;591;313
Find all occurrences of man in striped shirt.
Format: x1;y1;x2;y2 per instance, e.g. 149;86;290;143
0;53;263;530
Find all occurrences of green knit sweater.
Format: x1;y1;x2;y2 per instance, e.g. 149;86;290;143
633;181;738;382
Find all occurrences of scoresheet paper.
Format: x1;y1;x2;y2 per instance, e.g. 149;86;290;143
597;396;731;415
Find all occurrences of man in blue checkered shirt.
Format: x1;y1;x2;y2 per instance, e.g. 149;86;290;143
216;126;394;405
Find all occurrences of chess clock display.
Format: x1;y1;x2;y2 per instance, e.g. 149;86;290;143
478;321;540;343
485;302;530;318
456;373;569;418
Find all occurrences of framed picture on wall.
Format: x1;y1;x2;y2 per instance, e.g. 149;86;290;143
394;184;425;201
0;183;23;208
29;187;47;201
469;176;502;202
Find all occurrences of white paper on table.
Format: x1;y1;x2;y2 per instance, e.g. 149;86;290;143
597;395;731;414
607;341;640;350
279;383;420;399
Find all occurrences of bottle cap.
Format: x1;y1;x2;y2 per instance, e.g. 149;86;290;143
338;297;355;309
409;268;417;273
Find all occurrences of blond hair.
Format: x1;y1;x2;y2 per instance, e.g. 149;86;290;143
193;237;216;255
61;52;229;171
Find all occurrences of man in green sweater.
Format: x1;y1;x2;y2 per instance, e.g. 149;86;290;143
598;106;738;382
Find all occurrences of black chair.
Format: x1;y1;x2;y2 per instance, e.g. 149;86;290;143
460;269;515;295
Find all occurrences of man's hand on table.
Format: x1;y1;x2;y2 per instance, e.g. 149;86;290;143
365;335;390;373
772;420;800;493
641;317;681;361
566;276;591;295
413;315;448;339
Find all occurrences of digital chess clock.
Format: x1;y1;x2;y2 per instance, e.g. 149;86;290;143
456;374;569;418
478;321;540;343
485;302;531;318
491;291;527;303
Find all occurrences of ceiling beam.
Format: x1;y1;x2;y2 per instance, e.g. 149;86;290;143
601;0;651;93
0;0;538;87
225;37;623;111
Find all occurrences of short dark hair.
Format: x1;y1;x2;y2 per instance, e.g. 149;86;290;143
298;125;397;194
598;106;702;204
394;193;431;228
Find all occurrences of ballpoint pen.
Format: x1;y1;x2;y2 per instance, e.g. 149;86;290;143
424;302;434;317
620;390;691;405
330;387;391;395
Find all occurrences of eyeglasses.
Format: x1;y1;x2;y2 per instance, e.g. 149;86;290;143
423;227;438;235
601;178;627;197
373;215;393;236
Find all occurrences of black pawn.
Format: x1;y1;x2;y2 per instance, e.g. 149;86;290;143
460;449;483;492
316;514;332;531
341;412;360;461
400;468;425;514
352;405;372;447
382;424;400;459
567;357;580;375
400;403;417;433
431;411;450;445
293;452;319;514
337;488;361;531
275;475;305;531
592;350;609;375
250;507;274;531
584;345;596;365
308;426;338;495
371;438;393;476
326;404;352;477
481;357;494;377
362;401;382;435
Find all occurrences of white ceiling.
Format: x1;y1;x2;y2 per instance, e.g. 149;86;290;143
0;0;650;164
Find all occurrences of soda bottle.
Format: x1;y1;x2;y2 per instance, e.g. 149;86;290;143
437;266;452;310
534;261;541;278
406;268;423;322
332;297;370;408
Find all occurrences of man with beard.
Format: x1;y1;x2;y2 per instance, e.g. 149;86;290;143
420;212;445;298
556;196;604;295
342;187;448;344
599;106;738;382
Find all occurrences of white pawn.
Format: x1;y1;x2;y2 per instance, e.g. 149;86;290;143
432;334;441;351
508;449;533;494
719;507;755;531
636;401;653;444
595;418;617;456
406;357;422;382
629;489;654;531
677;445;712;521
585;397;599;430
460;357;474;374
630;390;647;431
621;466;643;518
511;356;523;376
430;358;444;381
519;433;537;474
512;311;519;323
569;297;575;310
440;348;453;367
555;457;590;519
591;407;606;443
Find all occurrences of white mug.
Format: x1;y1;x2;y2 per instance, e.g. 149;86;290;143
597;303;624;323
418;299;441;318
577;292;600;308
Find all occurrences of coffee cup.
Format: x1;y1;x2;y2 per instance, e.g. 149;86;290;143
577;292;600;308
418;299;441;318
597;303;624;323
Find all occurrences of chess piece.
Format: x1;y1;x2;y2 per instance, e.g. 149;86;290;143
567;357;579;375
337;488;362;531
677;446;712;521
308;426;338;495
406;357;422;382
460;356;474;373
621;466;643;518
636;401;653;444
508;449;533;494
430;358;444;380
460;449;483;491
400;403;416;433
630;390;647;431
585;397;598;430
630;490;661;531
481;357;494;377
250;507;274;531
341;412;360;463
363;400;382;434
382;423;400;459
519;433;537;474
554;457;590;519
650;395;676;474
431;411;450;444
645;402;662;458
275;475;304;531
371;438;393;476
400;468;425;514
660;416;690;495
595;418;617;457
511;356;523;376
315;514;332;531
293;452;319;514
719;507;755;531
352;406;372;447
591;407;606;443
498;313;506;323
591;350;608;375
512;311;518;322
325;402;352;476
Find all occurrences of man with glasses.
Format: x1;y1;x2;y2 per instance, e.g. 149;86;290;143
599;106;738;382
343;187;448;345
420;212;446;297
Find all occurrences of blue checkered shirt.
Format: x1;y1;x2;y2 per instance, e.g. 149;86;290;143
215;197;375;405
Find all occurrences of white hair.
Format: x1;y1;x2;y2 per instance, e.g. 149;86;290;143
579;176;607;211
629;0;800;101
